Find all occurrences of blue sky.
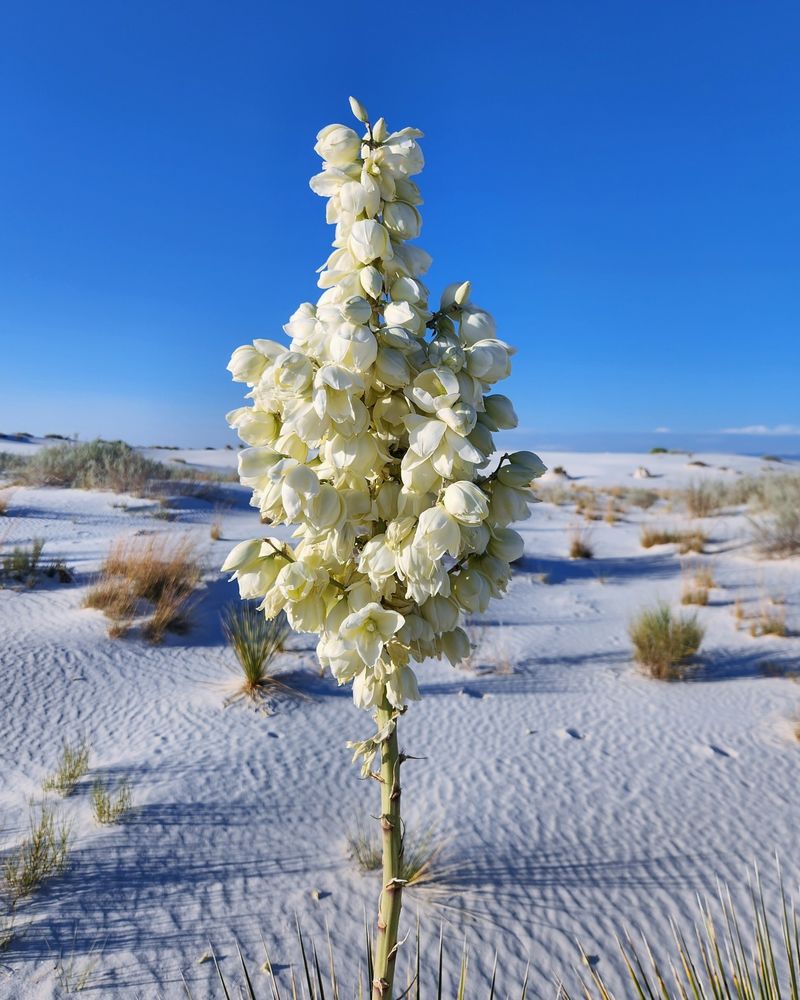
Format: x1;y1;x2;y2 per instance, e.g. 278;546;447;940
1;0;798;451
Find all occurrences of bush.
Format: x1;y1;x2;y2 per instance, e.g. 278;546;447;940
84;535;202;642
684;480;724;517
629;604;704;679
346;822;448;888
42;738;90;796
222;603;292;700
14;439;230;496
750;474;800;557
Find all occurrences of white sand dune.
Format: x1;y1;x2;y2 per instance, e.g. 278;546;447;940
0;446;798;997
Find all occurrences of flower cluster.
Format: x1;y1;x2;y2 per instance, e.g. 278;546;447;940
224;97;545;711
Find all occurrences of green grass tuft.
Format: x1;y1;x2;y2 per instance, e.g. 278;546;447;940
4;802;71;901
629;604;704;680
91;779;133;824
42;738;90;796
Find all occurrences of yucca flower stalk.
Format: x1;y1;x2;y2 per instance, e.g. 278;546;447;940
224;97;542;998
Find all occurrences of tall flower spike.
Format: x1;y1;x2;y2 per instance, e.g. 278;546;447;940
225;100;545;711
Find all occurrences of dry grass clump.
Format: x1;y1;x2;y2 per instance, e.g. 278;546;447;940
91;779;133;824
209;519;222;541
222;603;292;700
749;604;787;638
84;535;202;642
685;480;724;517
628;488;660;509
640;526;706;553
680;561;715;606
569;526;594;559
42;738;90;796
750;474;800;557
0;489;15;515
629;604;704;680
4;802;71;901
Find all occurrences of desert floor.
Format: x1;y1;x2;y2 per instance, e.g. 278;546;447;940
1;443;799;998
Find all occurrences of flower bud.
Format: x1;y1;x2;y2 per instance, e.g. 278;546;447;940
487;527;525;562
372;117;388;142
442;481;489;525
348;96;369;123
314;124;361;166
420;595;460;633
483;394;518;430
227;345;269;385
454;281;471;306
383;202;422;241
440;627;470;666
340;296;372;325
497;451;547;487
359;265;383;299
348;220;392;264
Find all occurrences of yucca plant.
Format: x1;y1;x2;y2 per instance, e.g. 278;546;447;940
198;866;799;999
222;603;292;701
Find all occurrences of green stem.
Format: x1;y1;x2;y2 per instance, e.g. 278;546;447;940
372;699;404;999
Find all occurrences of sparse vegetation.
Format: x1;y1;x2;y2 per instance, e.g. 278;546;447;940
222;603;292;700
0;538;73;587
210;519;222;540
569;526;594;559
640;526;706;553
11;439;230;496
684;480;724;517
84;535;202;642
210;865;800;999
42;738;90;796
0;488;15;515
346;822;448;888
650;446;668;454
4;802;71;900
628;488;659;509
750;474;800;557
629;604;704;679
681;562;715;605
749;604;787;638
91;779;133;824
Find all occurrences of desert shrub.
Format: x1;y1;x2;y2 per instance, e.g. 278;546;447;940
628;488;659;509
222;603;292;699
91;779;132;824
750;474;800;557
1;538;44;584
749;605;787;638
4;802;71;900
0;453;28;478
640;526;705;553
629;604;704;679
650;446;668;454
85;535;202;641
685;480;724;517
568;527;593;559
15;439;230;496
42;738;90;796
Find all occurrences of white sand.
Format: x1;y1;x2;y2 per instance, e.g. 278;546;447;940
1;446;798;997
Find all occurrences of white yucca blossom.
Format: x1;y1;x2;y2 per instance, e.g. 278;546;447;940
223;99;545;712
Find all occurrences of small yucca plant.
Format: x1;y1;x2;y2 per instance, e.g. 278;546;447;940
629;604;704;680
201;866;799;1000
222;603;292;701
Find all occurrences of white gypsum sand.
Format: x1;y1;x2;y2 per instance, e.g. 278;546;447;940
0;441;798;997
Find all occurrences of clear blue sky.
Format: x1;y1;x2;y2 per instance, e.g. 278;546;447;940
1;0;798;451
